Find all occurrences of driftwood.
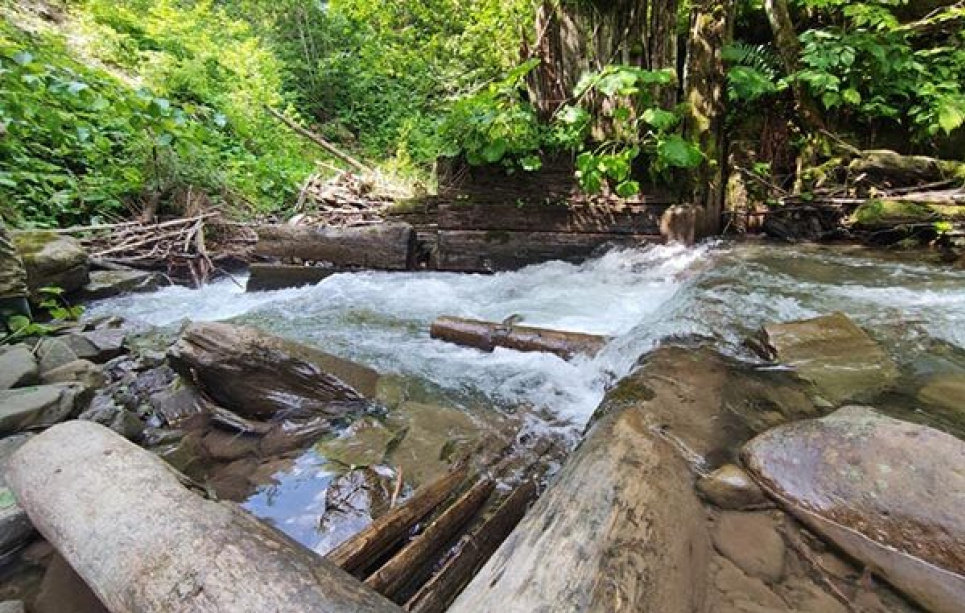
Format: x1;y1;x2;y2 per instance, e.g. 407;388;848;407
328;466;469;576
430;316;607;360
245;263;338;292
6;421;402;613
254;223;416;270
405;481;538;613
364;478;495;600
169;321;379;419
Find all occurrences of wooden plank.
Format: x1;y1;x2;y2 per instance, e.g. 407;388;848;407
434;231;661;272
437;203;670;234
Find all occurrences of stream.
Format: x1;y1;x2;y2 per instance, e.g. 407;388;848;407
87;241;965;554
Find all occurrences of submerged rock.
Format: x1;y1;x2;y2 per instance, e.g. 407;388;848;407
316;417;395;468
0;384;89;434
757;312;899;405
169;321;379;420
0;345;37;391
917;374;965;416
12;232;89;296
79;270;162;301
742;406;965;613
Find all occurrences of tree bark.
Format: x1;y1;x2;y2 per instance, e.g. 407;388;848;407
429;316;608;360
6;421;403;613
254;223;416;271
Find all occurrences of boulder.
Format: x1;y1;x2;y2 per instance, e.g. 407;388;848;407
34;338;79;374
169;322;379;420
757;313;899;405
59;329;127;363
12;232;89;296
697;464;767;510
0;345;37;390
41;359;105;389
0;384;89;434
79;270;162;301
742;406;965;613
0;434;34;557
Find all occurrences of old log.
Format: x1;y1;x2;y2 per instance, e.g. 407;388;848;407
429;316;607;360
254;223;415;270
406;481;538;613
437;203;669;235
245;263;338;292
328;465;469;576
6;421;402;613
364;478;494;600
849;150;965;185
169;321;379;419
434;230;659;272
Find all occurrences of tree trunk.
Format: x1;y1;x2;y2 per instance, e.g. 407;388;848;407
6;421;403;613
253;222;416;270
684;0;735;236
763;0;825;131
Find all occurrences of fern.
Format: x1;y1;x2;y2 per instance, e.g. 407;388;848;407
723;43;783;102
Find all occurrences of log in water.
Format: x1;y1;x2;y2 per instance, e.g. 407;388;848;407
429;316;607;360
6;421;403;613
254;223;416;270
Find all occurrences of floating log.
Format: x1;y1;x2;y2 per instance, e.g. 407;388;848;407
254;223;416;270
6;421;402;613
365;478;494;600
434;230;659;272
245;263;338;292
406;481;538;613
169;321;380;419
429;316;607;360
437;203;668;235
328;466;469;576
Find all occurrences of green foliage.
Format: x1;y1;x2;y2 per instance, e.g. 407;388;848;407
724;43;784;102
1;286;83;344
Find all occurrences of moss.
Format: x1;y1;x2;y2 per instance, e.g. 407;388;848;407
11;231;58;259
851;200;938;227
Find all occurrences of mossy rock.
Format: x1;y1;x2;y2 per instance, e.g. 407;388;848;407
848;199;964;229
11;231;89;296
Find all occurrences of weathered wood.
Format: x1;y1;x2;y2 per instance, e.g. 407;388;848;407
169;321;380;419
6;421;403;613
435;230;659;272
329;466;469;575
437;203;669;234
254;223;416;270
429;316;607;360
365;478;495;600
405;481;538;613
245;263;338;292
849;150;965;185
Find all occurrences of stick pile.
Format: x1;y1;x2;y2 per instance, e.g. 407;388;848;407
291;171;406;228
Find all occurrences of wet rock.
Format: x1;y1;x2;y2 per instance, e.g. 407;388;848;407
757;312;899;405
153;433;202;474
169;321;380;420
0;346;38;391
0;434;34;558
33;553;109;613
59;329;127;363
917;374;965;415
79;269;162;300
0;384;89;434
742;406;965;613
149;379;208;427
712;512;786;583
316;468;392;555
202;430;261;462
697;464;767;510
34;338;78;374
77;395;144;441
12;232;89;296
40;359;105;389
316;417;395;468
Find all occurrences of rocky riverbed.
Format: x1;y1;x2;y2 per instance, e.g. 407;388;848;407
0;241;963;612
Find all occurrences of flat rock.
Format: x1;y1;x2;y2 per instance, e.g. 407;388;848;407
712;512;786;583
12;232;89;296
79;270;162;301
59;330;127;363
40;359;105;389
34;338;79;374
0;434;34;557
697;464;767;510
917;374;965;415
0;345;37;391
169;322;379;420
759;312;899;404
742;406;965;613
0;384;88;434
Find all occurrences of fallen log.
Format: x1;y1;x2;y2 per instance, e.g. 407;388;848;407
364;478;494;600
6;421;402;613
429;316;607;360
328;465;469;576
169;321;380;419
849;150;965;185
405;481;538;613
245;263;338;292
254;223;416;270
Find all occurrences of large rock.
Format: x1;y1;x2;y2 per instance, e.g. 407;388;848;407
79;270;162;301
34;337;79;374
12;232;89;296
59;329;128;363
169;322;380;420
0;434;34;557
0;384;88;434
41;359;105;389
758;312;899;405
0;345;37;390
742;406;965;613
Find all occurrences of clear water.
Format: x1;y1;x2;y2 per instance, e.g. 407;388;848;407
89;241;965;553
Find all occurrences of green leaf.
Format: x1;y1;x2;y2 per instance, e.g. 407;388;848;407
657;135;703;168
480;138;507;163
615;180;640;198
842;88;862;105
519;155;542;171
641;108;678;131
937;99;965;135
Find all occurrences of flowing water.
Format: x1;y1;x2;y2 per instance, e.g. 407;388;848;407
87;241;965;552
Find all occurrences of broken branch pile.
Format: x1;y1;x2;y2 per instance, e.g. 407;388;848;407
290;171;408;228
